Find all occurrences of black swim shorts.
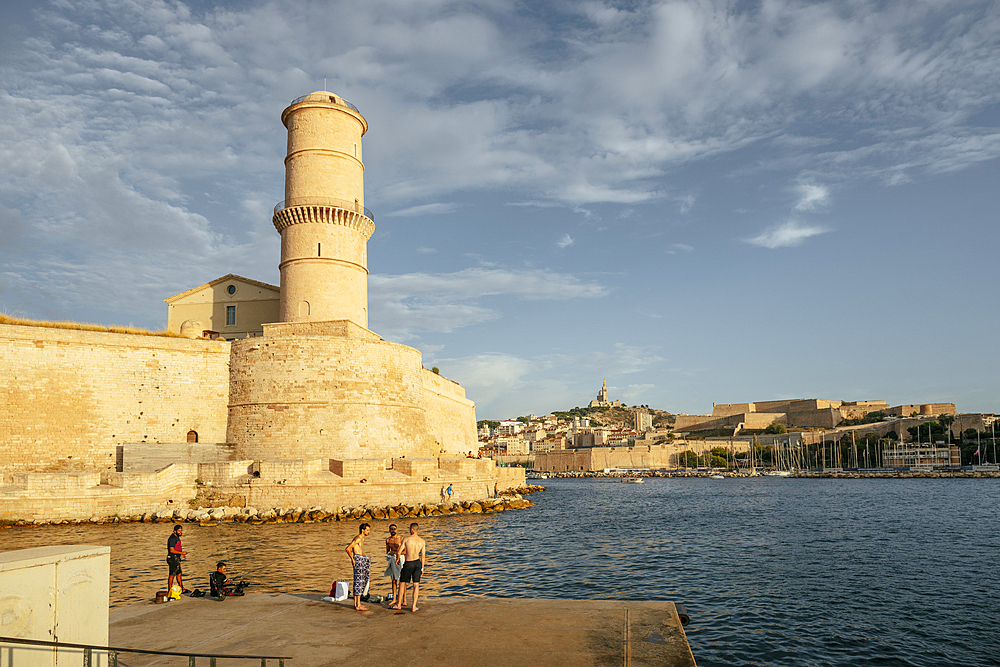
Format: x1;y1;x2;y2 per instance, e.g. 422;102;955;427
400;559;422;583
167;555;182;576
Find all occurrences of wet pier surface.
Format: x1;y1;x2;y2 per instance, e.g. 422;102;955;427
110;593;696;667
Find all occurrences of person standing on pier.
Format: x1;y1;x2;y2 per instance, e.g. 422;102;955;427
346;523;372;611
384;524;403;603
166;525;187;594
392;522;426;613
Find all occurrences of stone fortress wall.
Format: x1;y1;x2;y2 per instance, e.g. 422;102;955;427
0;91;520;523
678;398;956;434
0;323;230;474
227;321;439;461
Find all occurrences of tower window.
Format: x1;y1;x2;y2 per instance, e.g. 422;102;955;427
318;243;322;257
354;143;357;157
226;305;236;326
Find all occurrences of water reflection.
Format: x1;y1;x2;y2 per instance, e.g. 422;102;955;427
3;477;998;667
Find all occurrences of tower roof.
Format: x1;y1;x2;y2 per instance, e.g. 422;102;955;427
284;91;366;133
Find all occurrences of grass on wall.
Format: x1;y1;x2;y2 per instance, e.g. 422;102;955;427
0;313;185;338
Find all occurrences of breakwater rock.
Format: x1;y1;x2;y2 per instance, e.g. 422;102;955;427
1;490;539;528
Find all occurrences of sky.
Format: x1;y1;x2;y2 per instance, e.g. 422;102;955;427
1;0;998;420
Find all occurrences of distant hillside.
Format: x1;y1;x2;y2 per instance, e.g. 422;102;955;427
551;404;674;430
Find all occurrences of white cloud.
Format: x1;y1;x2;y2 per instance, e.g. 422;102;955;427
416;246;437;254
1;0;998;327
621;384;657;402
368;267;610;339
556;234;574;248
429;343;667;417
746;220;830;249
794;183;830;211
667;243;694;254
385;202;461;217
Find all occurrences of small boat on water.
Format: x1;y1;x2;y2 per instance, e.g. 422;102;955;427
709;474;725;479
621;476;644;483
765;470;792;477
526;472;548;480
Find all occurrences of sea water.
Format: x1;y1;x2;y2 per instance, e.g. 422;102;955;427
3;477;996;666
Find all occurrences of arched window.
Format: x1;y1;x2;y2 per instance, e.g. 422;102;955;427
187;430;198;443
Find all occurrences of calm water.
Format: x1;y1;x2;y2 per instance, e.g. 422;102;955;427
3;477;998;666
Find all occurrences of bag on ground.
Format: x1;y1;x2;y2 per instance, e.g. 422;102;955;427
331;581;349;601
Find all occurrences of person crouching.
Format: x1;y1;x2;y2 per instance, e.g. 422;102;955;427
210;561;235;600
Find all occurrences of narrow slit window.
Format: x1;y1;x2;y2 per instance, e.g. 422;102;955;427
318;243;322;257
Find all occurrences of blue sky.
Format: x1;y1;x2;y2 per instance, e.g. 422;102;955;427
1;0;998;419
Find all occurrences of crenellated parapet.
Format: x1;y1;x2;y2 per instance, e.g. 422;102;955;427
272;201;375;239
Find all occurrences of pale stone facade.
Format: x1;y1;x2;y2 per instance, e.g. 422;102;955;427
165;274;279;340
588;379;622;408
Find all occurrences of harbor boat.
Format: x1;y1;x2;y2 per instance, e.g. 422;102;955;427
526;472;548;480
765;470;792;477
709;474;725;479
621;476;644;484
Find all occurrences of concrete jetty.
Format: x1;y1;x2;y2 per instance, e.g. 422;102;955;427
110;593;697;666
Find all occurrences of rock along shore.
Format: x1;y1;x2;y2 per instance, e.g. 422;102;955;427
541;469;1000;479
0;485;546;528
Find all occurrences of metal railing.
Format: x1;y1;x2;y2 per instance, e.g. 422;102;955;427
273;197;374;221
289;93;360;114
0;636;290;667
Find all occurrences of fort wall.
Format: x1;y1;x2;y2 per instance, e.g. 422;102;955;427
421;369;477;456
0;324;230;474
787;408;841;429
673;414;713;429
712;403;754;417
886;403;957;417
227;325;436;461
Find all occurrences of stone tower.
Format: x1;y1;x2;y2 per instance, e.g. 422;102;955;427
226;91;478;463
273;91;373;327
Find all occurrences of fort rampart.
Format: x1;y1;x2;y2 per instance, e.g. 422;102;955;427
0;323;230;473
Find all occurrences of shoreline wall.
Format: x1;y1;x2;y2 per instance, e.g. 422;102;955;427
0;457;525;523
0;324;230;473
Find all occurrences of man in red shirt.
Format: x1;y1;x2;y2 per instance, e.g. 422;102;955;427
167;524;187;594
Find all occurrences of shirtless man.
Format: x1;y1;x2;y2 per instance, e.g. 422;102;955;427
391;522;426;613
345;523;372;611
384;524;403;603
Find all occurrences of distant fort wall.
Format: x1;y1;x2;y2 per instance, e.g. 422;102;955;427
535;441;752;472
711;402;754;417
0;323;230;474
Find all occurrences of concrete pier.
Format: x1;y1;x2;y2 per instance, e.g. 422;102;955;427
110;594;697;666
